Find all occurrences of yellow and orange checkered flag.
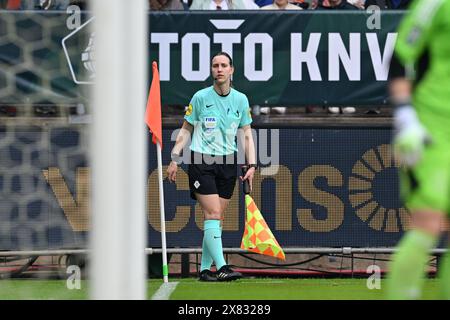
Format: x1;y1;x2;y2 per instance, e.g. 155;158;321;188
240;194;286;260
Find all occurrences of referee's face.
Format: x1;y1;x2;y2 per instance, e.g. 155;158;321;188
211;55;234;86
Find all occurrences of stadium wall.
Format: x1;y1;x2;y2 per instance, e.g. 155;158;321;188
149;125;411;249
3;10;442;253
1;123;435;251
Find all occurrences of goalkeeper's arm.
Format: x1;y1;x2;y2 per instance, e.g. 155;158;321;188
389;57;430;167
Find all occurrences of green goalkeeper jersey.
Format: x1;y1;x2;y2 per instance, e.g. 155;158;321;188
395;0;450;138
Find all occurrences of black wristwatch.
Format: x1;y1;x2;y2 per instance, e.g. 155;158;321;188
171;152;182;165
247;164;258;169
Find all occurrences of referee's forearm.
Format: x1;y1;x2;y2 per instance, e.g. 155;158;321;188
244;130;256;165
171;121;193;156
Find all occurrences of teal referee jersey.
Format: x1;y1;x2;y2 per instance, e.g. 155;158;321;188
184;86;252;156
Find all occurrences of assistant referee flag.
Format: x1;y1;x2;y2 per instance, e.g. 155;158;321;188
241;194;286;260
145;61;163;148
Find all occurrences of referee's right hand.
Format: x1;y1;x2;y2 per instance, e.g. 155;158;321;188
167;161;178;183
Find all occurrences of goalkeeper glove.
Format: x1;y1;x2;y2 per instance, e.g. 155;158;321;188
393;105;432;167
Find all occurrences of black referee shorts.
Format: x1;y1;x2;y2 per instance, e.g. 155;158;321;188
188;152;237;200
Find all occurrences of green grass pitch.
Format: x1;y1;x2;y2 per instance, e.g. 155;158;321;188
0;278;441;300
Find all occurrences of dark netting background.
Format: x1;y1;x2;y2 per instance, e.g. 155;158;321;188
0;125;89;251
0;11;91;251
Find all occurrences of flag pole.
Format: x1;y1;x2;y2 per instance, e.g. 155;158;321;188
145;61;167;283
156;141;169;283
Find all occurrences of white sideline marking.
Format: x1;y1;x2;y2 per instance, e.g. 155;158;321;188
151;282;179;300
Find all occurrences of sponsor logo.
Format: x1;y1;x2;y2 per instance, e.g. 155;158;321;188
62;17;96;84
204;117;217;129
185;104;193;116
349;145;409;232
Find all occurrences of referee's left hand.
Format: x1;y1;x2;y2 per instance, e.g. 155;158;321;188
167;161;178;183
240;167;255;192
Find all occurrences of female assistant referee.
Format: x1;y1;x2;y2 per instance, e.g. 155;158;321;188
167;52;257;282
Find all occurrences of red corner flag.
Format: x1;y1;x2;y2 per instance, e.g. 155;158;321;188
145;61;163;148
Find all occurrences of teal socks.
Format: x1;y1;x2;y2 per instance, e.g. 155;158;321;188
201;220;226;271
200;234;213;272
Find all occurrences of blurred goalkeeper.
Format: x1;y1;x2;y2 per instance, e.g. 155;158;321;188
386;0;450;299
166;52;256;282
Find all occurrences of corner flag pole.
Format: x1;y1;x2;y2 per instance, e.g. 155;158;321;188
156;142;169;283
145;61;168;283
